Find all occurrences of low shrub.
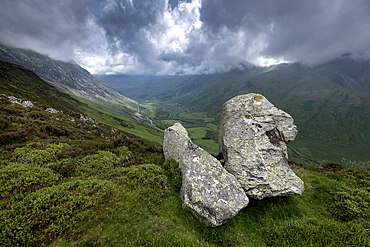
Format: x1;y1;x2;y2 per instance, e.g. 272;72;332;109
0;179;117;246
74;151;121;177
125;164;168;191
11;143;70;165
124;164;170;211
0;163;62;203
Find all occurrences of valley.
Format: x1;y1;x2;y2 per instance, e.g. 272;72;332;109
136;100;219;154
0;47;369;246
2;1;370;246
98;60;370;167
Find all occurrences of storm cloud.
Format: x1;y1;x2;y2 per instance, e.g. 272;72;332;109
1;0;370;75
0;0;91;61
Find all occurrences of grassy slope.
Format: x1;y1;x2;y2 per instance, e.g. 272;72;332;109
0;60;163;144
73;96;163;144
0;60;83;112
1;60;369;246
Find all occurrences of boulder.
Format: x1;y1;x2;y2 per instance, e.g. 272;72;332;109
163;123;249;227
8;96;34;109
218;93;304;199
45;108;59;114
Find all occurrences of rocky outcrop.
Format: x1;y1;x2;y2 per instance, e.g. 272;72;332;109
7;96;34;109
45;108;59;114
80;114;97;123
218;93;304;199
163;123;249;227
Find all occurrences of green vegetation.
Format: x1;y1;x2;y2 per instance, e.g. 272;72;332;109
136;100;219;155
0;60;163;144
1;58;369;246
73;96;164;144
1;136;370;246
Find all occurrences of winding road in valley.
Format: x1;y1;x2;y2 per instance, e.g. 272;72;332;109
287;146;322;167
136;102;154;126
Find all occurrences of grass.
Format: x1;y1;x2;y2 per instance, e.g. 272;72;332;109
289;138;370;169
2;140;370;246
1;59;370;246
1;96;369;246
74;96;164;144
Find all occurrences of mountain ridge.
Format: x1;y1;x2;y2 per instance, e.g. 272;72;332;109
0;44;165;143
0;44;136;109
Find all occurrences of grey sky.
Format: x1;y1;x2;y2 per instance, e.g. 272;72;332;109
1;0;370;75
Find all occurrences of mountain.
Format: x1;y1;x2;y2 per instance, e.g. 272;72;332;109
1;59;369;246
0;45;164;143
0;44;136;108
97;60;370;164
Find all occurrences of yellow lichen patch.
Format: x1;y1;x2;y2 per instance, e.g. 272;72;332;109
255;94;262;102
228;93;261;102
233;94;245;100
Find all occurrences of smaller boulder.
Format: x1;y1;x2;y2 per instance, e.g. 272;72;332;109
163;123;249;227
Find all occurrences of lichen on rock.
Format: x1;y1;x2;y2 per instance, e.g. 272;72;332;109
163;123;249;227
218;93;304;199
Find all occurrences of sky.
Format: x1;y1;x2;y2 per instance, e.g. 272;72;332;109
1;0;370;75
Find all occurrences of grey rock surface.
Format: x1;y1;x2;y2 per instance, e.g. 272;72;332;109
80;114;96;123
163;123;249;227
8;96;34;109
218;93;304;199
45;108;59;114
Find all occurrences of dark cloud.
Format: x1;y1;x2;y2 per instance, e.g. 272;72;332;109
96;0;168;73
168;0;192;10
1;0;370;74
0;0;90;61
199;0;370;65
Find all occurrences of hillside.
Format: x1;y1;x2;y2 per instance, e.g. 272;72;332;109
0;44;136;108
98;60;370;165
0;54;163;143
1;61;369;246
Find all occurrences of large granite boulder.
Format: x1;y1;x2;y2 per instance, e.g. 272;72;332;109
218;93;304;199
163;123;249;227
